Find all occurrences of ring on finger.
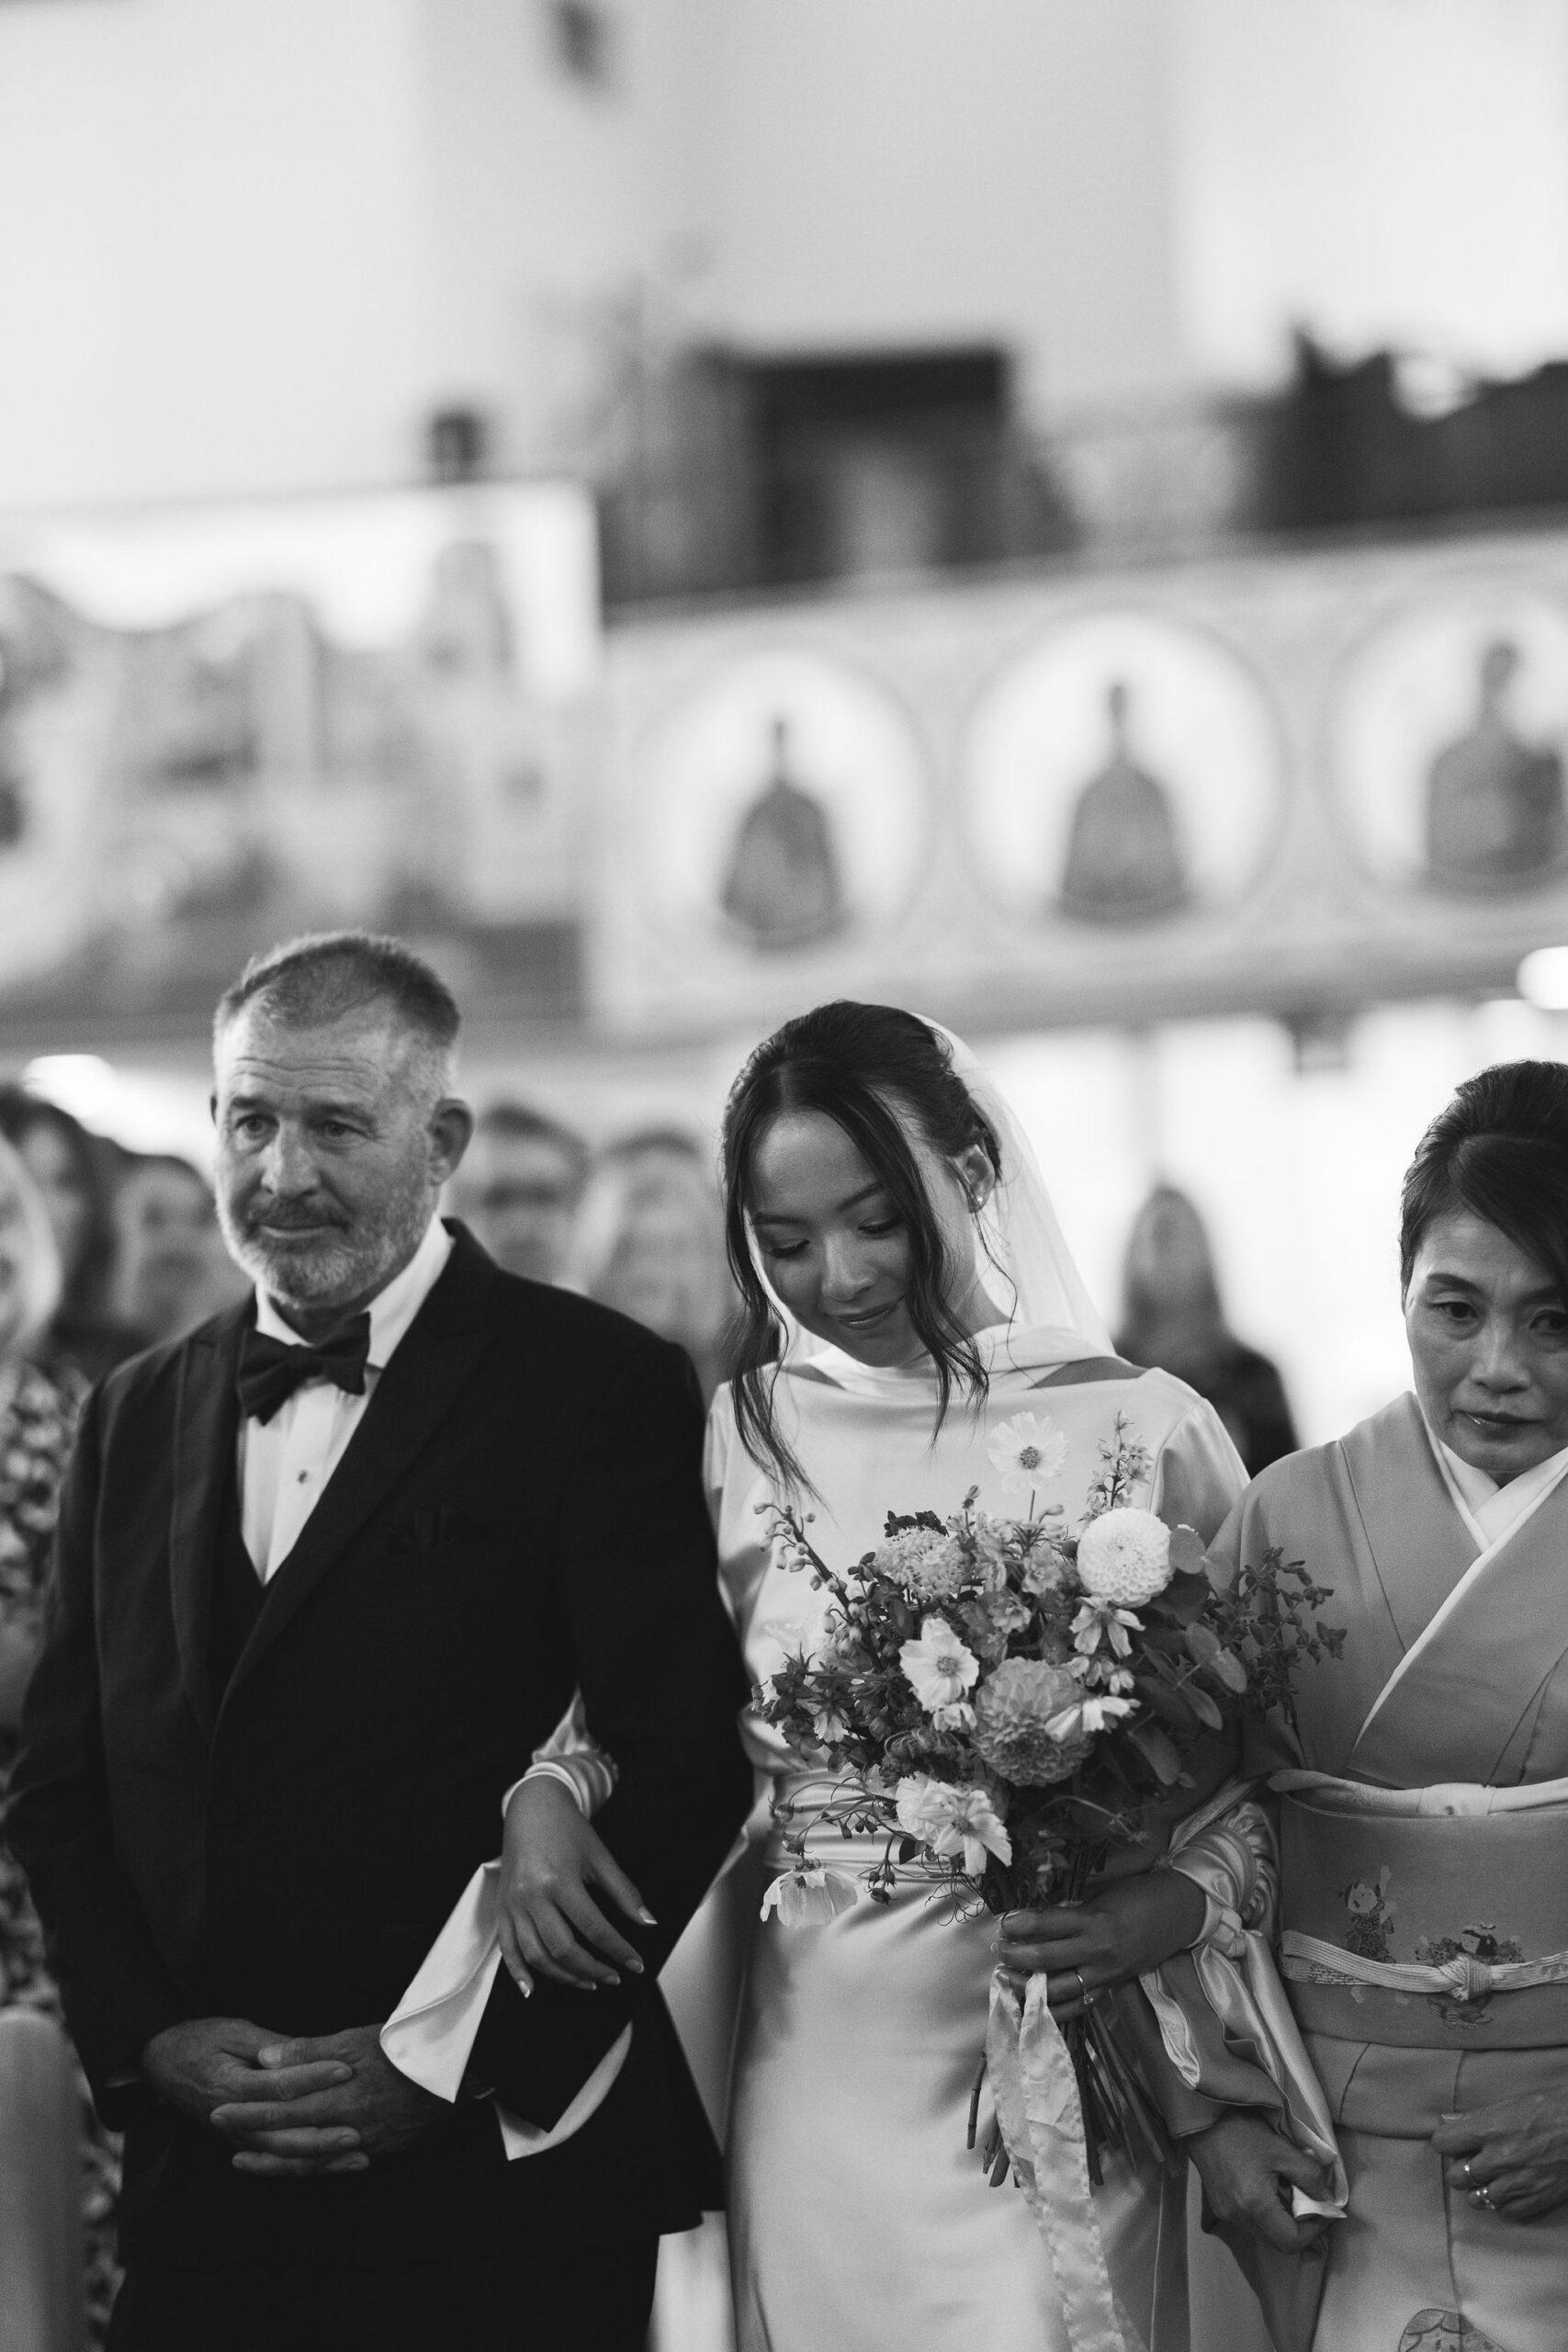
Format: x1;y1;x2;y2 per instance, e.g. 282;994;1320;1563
1472;2184;1495;2211
1072;1967;1088;2005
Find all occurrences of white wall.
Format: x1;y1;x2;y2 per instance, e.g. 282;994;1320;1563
696;0;1190;417
1171;0;1568;386
0;0;431;506
0;0;1200;514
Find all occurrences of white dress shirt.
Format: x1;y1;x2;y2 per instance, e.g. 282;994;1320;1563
240;1216;453;1579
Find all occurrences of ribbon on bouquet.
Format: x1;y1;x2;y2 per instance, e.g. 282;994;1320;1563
986;1970;1149;2352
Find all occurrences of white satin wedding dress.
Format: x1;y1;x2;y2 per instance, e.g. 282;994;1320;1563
710;1034;1247;2352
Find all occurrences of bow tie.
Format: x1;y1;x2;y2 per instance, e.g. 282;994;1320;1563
236;1314;373;1425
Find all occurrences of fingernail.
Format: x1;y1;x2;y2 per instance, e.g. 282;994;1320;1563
637;1907;657;1926
626;1958;645;1974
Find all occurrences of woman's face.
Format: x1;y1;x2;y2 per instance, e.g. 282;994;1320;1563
17;1120;88;1281
1405;1209;1568;1481
747;1106;991;1367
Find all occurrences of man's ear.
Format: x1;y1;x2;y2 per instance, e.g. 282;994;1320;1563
430;1099;474;1187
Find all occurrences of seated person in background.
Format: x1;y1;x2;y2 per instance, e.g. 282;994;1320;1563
449;1101;587;1286
570;1130;736;1405
110;1153;249;1347
1116;1183;1298;1476
0;1086;143;1385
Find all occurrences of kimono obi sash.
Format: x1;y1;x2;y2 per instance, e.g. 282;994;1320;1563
1275;1772;1568;2048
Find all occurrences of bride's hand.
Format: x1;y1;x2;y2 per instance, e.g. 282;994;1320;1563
498;1777;655;1994
995;1869;1207;2017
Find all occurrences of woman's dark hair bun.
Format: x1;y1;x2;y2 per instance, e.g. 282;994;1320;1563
1400;1058;1568;1299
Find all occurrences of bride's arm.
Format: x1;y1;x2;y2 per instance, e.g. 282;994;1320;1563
494;1690;649;1993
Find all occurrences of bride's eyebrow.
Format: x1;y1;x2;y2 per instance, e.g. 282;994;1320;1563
753;1181;887;1227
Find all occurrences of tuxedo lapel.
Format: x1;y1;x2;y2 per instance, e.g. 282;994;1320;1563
169;1306;250;1742
222;1230;498;1704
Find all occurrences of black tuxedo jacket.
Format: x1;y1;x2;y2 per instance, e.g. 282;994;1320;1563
9;1222;752;2269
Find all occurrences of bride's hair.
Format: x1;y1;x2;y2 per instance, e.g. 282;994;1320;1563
720;1000;1001;1487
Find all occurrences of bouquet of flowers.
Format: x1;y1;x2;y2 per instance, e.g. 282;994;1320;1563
755;1411;1341;2183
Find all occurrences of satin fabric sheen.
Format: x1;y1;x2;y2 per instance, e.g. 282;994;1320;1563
710;1353;1246;2352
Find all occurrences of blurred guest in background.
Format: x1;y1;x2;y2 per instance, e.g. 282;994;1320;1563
449;1100;587;1284
0;1088;142;1385
570;1129;736;1403
108;1153;247;1347
1117;1183;1298;1476
0;1133;120;2344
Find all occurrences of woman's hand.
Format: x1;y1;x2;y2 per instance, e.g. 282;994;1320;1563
995;1867;1207;2017
497;1776;655;1994
1187;2110;1335;2254
1434;2093;1568;2222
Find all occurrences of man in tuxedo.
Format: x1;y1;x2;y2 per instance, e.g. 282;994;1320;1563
10;932;752;2351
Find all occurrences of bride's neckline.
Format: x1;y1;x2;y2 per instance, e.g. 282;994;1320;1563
786;1322;1153;1397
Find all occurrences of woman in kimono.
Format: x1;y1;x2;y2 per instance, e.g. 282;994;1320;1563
1163;1057;1568;2352
492;1001;1251;2351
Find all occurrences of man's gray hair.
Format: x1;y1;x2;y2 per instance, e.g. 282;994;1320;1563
214;933;461;1099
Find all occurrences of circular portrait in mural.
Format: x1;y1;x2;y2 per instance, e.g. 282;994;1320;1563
962;610;1285;930
631;647;931;955
1331;587;1568;896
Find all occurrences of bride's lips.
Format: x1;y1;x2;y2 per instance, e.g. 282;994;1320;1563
835;1299;901;1332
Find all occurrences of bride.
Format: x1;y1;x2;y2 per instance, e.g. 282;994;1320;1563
499;1002;1250;2349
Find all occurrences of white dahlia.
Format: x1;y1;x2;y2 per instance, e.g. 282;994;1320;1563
972;1657;1089;1785
1075;1507;1173;1608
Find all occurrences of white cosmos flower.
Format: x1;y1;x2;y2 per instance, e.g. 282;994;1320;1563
760;1863;860;1927
899;1615;981;1712
895;1772;1012;1872
986;1413;1068;1498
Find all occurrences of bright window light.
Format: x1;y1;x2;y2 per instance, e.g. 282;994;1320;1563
1517;947;1568;1009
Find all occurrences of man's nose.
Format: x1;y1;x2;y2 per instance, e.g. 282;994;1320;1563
258;1125;318;1195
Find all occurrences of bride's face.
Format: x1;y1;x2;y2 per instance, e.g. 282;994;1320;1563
748;1105;991;1367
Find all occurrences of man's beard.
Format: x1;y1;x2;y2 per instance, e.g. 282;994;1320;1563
218;1172;432;1314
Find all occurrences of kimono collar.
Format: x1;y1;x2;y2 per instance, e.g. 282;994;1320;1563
1420;1408;1568;1551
